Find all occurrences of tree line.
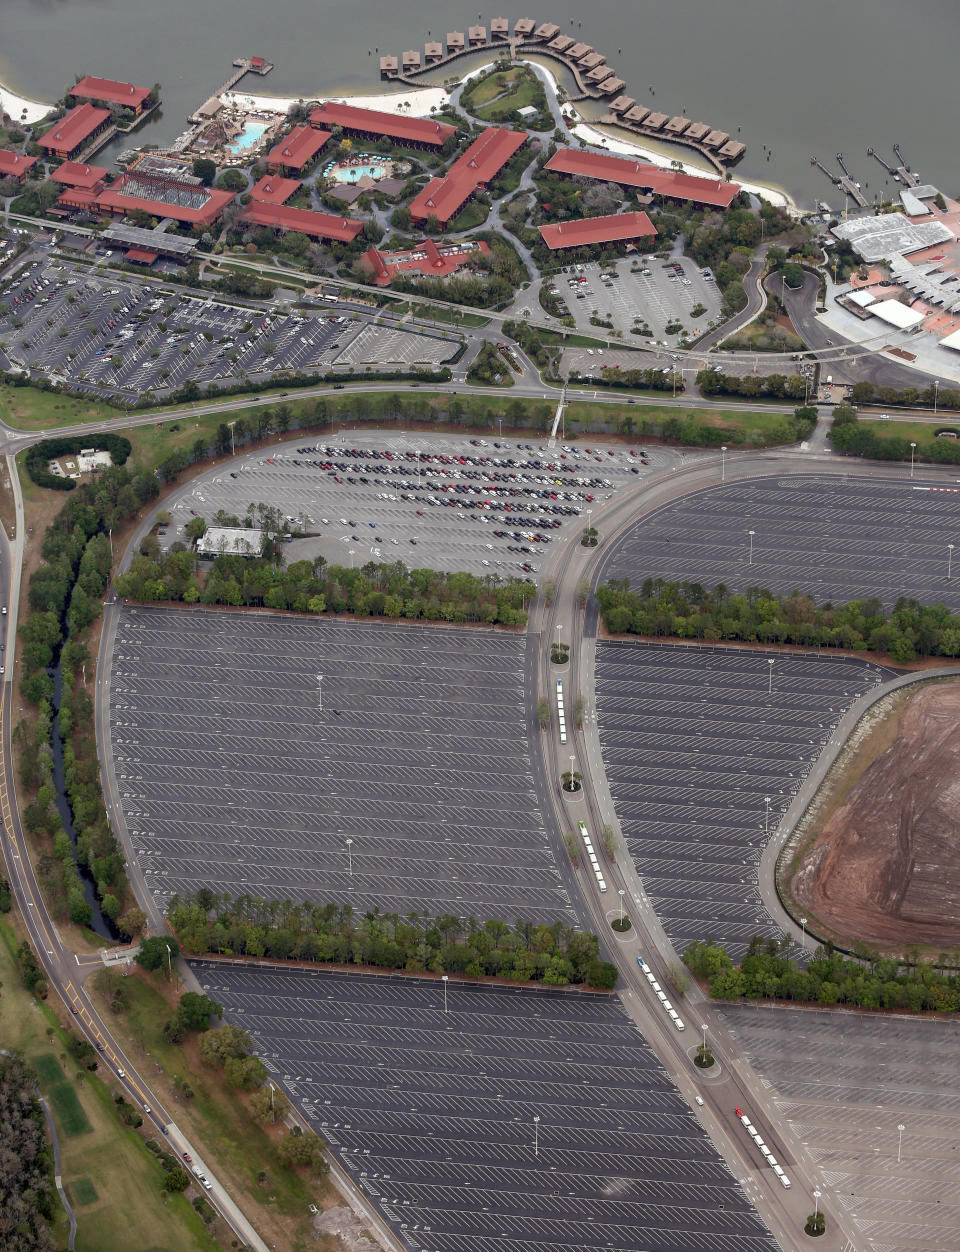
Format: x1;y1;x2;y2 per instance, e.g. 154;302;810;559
831;405;960;464
166;891;619;989
685;936;960;1012
596;576;960;663
115;550;534;626
0;1055;56;1252
697;367;812;402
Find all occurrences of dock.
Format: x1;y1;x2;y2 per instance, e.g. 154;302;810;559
866;145;920;187
810;154;868;208
191;57;273;122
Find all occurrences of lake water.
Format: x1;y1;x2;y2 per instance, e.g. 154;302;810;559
2;0;957;205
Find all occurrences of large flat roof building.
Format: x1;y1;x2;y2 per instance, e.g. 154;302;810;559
409;127;526;225
39;103;111;159
266;124;331;172
58;169;234;226
539;210;657;251
544;147;741;208
0;149;38;182
309;102;455;149
241;200;363;243
70;76;152;114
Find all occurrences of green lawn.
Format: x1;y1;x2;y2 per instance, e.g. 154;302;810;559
859;417;960;443
48;1081;94;1136
465;67;527;109
0;382;120;431
0;920;217;1252
475;76;542;122
449;201;489;232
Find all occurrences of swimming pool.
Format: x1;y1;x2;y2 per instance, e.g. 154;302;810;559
227;121;267;154
329;161;390;182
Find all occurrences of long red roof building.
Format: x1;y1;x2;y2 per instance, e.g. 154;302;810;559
267;124;331;172
0;149;38;182
544;148;741;208
409;127;526;225
39;103;111;159
70;76;152;114
241;200;363;243
249;175;301;204
309;102;455;149
538;210;657;250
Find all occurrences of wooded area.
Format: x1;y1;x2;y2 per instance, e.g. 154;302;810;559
0;1055;56;1251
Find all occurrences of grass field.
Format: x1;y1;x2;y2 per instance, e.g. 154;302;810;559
859;417;960;444
89;969;341;1251
465;67;527;108
0;919;218;1252
0;382;121;431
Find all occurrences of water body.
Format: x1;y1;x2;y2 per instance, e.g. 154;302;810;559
1;1;954;208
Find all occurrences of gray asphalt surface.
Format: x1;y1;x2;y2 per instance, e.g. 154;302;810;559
597;473;960;612
594;642;894;959
193;960;780;1252
108;607;575;924
721;1002;960;1252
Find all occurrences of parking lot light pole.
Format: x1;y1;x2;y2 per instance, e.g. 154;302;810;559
748;529;755;564
767;658;775;695
618;889;625;925
228;420;236;456
720;445;727;482
910;442;917;478
897;1124;905;1163
949;543;955;580
800;916;807;947
345;838;353;877
813;1188;821;1221
497;417;503;442
764;795;771;837
533;1115;540;1156
316;673;323;711
442;974;448;1013
934;379;940;415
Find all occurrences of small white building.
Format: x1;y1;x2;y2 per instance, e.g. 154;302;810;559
196;526;264;558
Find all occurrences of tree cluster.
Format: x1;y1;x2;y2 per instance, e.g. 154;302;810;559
831;407;960;465
685;936;960;1012
596;576;960;663
115;551;534;626
167;891;619;989
467;342;512;386
0;1056;56;1252
697;367;812;403
25;434;131;492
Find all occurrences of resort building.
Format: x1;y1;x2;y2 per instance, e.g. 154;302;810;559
57;169;234;227
409;127;526;226
39;103;111;159
309;102;455;150
49;161;109;190
362;238;491;285
0;149;38;183
249;175;301;205
240;200;363;243
538;210;657;251
266;124;331;173
69;76;152;115
543;148;741;208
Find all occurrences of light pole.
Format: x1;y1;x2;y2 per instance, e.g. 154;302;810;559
316;673;323;711
800;916;807;947
345;838;353;877
569;753;575;789
767;658;775;695
934;379;940;415
497;416;503;442
442;974;449;1013
764;795;771;837
949;543;955;580
228;420;236;456
813;1188;822;1221
556;623;562;650
720;444;727;482
618;889;625;925
701;1022;708;1052
897;1123;905;1164
748;529;755;565
910;441;917;478
533;1114;540;1156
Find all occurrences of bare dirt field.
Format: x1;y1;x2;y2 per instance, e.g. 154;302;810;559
790;680;960;950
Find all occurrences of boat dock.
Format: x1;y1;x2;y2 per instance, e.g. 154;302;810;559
810;154;868;208
866;144;920;187
191;57;273;122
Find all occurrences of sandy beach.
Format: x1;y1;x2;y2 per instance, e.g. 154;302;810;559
0;80;53;126
222;84;451;118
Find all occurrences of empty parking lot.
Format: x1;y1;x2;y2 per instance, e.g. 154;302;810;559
721;1002;960;1252
193;961;780;1252
553;257;722;342
598;474;960;611
595;642;893;959
108;607;575;924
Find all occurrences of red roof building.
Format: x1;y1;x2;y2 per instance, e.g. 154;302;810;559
543;147;741;208
266;124;331;172
49;161;109;190
0;149;38;182
362;238;491;285
70;76;152;114
538;210;657;251
57;171;233;226
309;102;455;149
241;200;363;243
249;175;301;204
409;127;526;225
125;248;159;264
39;103;111;159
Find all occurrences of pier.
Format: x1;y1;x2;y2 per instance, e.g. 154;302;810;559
810;154;868;208
191;57;273;122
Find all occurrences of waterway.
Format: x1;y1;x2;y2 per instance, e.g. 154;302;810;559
1;1;954;210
